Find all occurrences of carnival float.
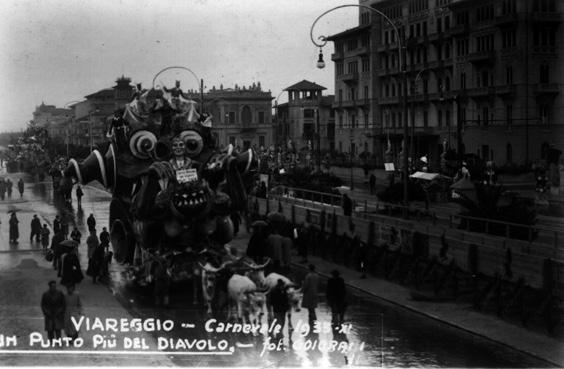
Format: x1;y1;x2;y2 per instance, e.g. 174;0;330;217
59;76;267;307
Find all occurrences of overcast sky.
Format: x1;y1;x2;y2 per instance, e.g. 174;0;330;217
0;0;357;132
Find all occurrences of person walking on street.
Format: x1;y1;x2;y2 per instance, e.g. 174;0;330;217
87;214;96;233
50;231;65;272
70;227;82;244
269;279;290;338
61;220;69;240
86;230;101;283
88;240;105;284
0;178;6;200
75;185;84;208
41;281;65;343
9;212;19;244
369;173;376;195
152;252;171;308
41;224;50;251
99;227;110;247
60;246;84;287
246;222;269;263
30;214;42;242
6;179;12;197
326;270;347;327
63;284;82;342
302;264;319;323
342;193;353;217
281;232;293;271
53;215;61;235
17;178;24;198
266;226;283;272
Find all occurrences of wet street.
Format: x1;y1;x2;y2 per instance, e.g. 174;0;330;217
0;174;555;367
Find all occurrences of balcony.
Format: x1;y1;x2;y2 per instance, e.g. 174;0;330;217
240;126;257;132
376;42;399;53
532;45;557;55
354;46;369;56
496;84;516;96
534;83;560;95
467;86;496;99
532;12;561;23
331;51;344;61
448;24;470;36
341;72;359;82
495;13;519;26
467;50;495;64
356;98;370;107
379;96;400;105
340;100;357;109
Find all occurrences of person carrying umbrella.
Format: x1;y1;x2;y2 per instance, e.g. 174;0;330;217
41;281;65;343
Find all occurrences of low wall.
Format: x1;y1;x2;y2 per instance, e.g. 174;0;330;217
253;196;563;296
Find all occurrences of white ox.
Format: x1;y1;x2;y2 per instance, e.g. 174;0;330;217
227;274;268;326
263;272;302;329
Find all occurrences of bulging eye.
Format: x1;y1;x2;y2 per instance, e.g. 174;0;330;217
178;130;203;157
129;130;157;159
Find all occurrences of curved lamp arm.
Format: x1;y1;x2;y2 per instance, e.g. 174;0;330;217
310;4;403;70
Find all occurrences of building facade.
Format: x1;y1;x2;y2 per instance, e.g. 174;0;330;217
189;83;274;150
327;0;563;167
275;80;335;153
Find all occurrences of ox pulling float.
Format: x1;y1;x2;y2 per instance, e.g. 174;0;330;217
59;80;263;308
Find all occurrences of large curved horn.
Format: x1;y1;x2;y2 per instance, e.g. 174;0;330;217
198;262;220;273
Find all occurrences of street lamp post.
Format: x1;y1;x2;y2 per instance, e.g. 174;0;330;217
311;4;409;209
350;132;354;190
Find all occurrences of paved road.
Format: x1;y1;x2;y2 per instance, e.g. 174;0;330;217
0;173;555;367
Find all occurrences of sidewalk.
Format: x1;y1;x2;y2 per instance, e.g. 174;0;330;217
228;232;563;367
0;212;173;366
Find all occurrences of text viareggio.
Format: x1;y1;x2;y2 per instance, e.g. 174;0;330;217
59;83;259;304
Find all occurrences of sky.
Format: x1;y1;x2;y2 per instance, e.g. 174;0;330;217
0;0;358;132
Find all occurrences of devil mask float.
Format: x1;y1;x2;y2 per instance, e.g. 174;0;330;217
60;85;259;285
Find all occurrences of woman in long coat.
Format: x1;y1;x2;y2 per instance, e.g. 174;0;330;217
60;247;84;287
9;212;19;243
63;284;82;340
301;264;320;322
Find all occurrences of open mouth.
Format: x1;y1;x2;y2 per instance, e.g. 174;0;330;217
173;189;208;213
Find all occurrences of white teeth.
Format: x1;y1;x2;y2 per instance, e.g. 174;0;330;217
158;179;165;191
182;194;188;199
131;183;137;196
190;200;195;205
191;192;197;197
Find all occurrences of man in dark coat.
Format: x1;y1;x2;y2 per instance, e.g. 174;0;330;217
0;178;7;200
269;279;290;338
70;227;82;244
9;212;19;244
99;227;110;246
246;224;269;263
53;215;61;235
17;178;24;198
30;214;42;242
60;247;84;287
50;231;65;271
87;214;96;233
75;185;84;207
41;281;65;342
6;179;12;197
326;270;347;327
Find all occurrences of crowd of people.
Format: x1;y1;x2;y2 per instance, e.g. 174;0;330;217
0;177;25;200
40;211;113;343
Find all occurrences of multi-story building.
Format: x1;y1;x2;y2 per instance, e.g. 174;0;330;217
275;80;335;153
327;0;563;167
31;103;72;142
188;83;274;150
